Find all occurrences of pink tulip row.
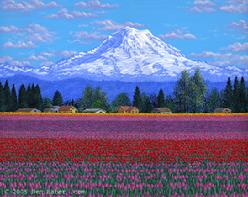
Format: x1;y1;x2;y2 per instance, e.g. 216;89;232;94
0;161;247;196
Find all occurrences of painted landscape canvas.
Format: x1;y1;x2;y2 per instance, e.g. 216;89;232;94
0;0;248;196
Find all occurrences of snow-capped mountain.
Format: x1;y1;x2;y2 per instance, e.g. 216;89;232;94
1;27;247;81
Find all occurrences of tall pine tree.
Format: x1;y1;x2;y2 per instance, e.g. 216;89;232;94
239;77;247;112
133;86;142;110
18;84;27;108
157;89;165;108
3;80;11;111
52;90;63;106
10;85;18;111
233;76;240;112
34;85;42;109
0;82;4;112
223;77;233;108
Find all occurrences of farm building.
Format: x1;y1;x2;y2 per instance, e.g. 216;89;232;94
82;108;106;113
16;108;41;113
152;108;172;114
59;106;78;113
43;106;60;113
118;106;139;114
214;108;232;113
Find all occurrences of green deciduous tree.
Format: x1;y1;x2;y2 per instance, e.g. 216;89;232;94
191;68;207;112
140;93;153;113
206;88;220;113
174;70;193;113
111;93;131;112
81;86;94;109
41;97;52;111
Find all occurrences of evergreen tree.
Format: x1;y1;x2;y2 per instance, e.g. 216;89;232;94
239;77;247;112
81;86;94;109
233;76;240;112
223;77;233;108
0;82;5;112
52;90;63;106
157;89;165;108
149;94;157;108
133;86;142;110
18;84;27;108
34;85;42;109
166;95;175;113
26;85;32;107
140;93;153;113
206;88;220;113
10;85;18;111
174;70;193;112
29;84;36;108
3;80;11;111
111;93;131;112
191;69;207;112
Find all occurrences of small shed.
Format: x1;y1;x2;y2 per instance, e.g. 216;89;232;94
152;108;172;114
44;106;60;113
83;108;106;113
214;108;232;113
16;108;41;113
59;106;78;113
118;106;139;114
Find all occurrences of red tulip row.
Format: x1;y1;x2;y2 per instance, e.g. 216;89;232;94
0;138;247;163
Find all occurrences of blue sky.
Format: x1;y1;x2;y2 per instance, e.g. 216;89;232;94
0;0;247;69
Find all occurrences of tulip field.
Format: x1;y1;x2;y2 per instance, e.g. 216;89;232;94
0;113;248;196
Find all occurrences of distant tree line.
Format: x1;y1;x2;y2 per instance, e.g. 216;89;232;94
0;69;247;113
0;82;64;112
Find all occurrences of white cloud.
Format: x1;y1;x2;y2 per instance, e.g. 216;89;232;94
75;0;117;9
190;0;248;13
191;51;248;67
48;8;96;19
230;20;248;33
73;31;106;41
227;42;248;52
60;50;77;58
95;20;144;31
0;25;20;33
0;55;31;66
160;29;197;40
26;24;55;42
3;41;35;48
0;24;55;49
191;0;216;13
1;0;58;11
0;56;13;63
220;0;248;13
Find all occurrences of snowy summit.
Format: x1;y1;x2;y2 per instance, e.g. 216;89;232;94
1;27;247;82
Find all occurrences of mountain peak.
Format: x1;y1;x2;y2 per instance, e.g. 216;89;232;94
1;27;247;82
